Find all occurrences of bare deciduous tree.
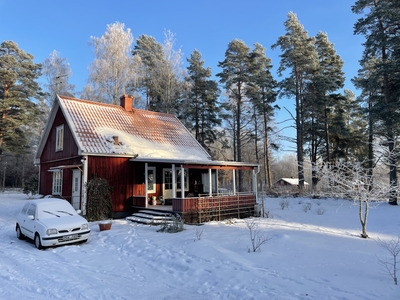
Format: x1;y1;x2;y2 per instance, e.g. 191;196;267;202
376;236;400;285
245;218;271;252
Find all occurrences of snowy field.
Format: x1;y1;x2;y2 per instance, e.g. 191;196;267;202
0;192;399;300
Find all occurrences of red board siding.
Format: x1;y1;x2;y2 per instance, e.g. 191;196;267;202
38;108;80;202
41;108;79;162
87;156;134;213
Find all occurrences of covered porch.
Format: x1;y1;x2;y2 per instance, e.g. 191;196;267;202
130;158;259;223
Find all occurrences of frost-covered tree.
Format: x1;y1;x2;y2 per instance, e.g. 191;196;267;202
84;22;138;105
42;50;75;106
319;161;389;238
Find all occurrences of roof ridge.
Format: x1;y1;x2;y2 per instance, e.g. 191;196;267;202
58;95;178;117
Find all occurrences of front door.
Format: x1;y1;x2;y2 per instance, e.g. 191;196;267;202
162;169;173;199
71;170;81;210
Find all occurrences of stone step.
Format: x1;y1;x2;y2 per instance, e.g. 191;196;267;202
126;210;176;224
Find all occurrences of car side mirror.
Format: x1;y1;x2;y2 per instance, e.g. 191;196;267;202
28;215;34;220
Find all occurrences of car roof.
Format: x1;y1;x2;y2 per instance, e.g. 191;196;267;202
25;198;70;206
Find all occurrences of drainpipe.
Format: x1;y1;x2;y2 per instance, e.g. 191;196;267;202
82;155;88;215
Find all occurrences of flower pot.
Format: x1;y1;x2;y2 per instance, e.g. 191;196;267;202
99;222;112;231
151;196;157;206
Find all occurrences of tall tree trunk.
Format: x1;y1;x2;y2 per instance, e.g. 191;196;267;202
237;85;242;191
296;70;305;189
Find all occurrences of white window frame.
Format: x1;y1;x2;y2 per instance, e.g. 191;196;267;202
147;167;156;193
56;125;64;151
52;170;63;195
163;168;189;191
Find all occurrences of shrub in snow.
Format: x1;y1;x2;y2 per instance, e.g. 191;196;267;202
23;173;39;198
264;209;274;219
157;214;184;233
86;176;113;221
376;236;400;285
245;218;272;252
298;199;303;205
316;207;327;215
279;199;289;210
302;202;312;212
195;228;204;240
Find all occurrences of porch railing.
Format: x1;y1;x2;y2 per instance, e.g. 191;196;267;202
172;193;256;222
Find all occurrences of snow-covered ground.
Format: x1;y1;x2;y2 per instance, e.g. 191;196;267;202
0;192;399;300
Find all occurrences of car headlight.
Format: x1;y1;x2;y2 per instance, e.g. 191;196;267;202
46;228;58;235
81;223;89;230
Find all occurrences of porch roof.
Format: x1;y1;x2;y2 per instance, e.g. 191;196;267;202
130;157;259;170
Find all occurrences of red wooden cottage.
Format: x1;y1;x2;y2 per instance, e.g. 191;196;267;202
35;95;259;222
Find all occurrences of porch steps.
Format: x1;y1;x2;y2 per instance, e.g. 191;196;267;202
126;210;175;225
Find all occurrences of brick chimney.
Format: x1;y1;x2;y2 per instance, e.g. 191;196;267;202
120;94;133;112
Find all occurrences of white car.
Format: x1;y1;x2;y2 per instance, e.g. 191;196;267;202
16;198;90;249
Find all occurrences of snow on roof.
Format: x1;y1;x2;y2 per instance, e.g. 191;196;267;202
276;178;309;186
58;95;211;161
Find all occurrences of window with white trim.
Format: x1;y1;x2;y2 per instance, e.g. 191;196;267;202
56;125;64;151
147;167;156;193
52;170;63;195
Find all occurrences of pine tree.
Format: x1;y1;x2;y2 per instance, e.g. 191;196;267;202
247;43;277;189
133;32;185;114
272;12;318;189
184;50;221;154
217;39;251;190
353;0;400;205
0;41;44;160
133;34;166;110
303;31;345;188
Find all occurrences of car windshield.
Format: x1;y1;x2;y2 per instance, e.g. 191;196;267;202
37;202;76;219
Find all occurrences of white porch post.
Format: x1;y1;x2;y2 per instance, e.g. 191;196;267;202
172;164;176;198
209;168;212;196
216;169;219;194
145;163;148;208
82;155;88;215
253;168;258;197
232;169;236;195
180;165;185;198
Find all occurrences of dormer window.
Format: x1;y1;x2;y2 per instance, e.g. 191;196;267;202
56;125;64;151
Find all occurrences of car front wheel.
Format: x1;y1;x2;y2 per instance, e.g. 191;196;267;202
34;233;43;250
16;225;25;240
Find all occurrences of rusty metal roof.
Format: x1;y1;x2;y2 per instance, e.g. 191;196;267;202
57;95;211;160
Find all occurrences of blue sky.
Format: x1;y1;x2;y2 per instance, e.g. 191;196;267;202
1;0;365;153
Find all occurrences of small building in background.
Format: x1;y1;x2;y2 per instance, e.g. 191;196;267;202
273;177;309;191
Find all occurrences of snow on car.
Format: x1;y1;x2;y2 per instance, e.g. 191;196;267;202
15;197;90;249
